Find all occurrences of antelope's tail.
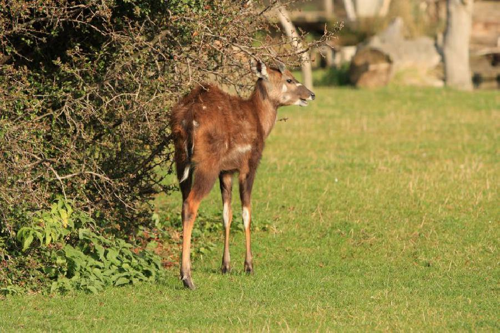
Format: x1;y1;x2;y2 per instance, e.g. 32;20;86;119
172;103;195;184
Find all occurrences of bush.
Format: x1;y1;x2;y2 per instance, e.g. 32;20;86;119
1;198;163;294
317;65;351;86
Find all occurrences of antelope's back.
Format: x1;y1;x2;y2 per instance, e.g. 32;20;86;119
171;84;258;160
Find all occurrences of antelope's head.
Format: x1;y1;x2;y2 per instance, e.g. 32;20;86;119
251;60;315;107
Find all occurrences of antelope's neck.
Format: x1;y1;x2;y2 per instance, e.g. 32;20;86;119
249;81;278;139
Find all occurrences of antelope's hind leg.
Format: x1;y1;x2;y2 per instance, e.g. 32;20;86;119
219;172;233;274
180;168;218;289
239;170;257;274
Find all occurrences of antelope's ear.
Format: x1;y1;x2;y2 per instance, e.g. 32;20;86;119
250;59;269;80
277;62;286;74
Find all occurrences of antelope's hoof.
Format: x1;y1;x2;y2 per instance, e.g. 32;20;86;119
181;276;196;290
244;262;254;275
221;264;231;274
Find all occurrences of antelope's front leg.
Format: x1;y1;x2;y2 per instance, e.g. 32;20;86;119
219;173;233;274
239;171;256;274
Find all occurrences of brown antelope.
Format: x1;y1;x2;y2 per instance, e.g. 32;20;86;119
170;60;315;289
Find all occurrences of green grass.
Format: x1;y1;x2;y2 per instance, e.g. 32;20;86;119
2;87;499;331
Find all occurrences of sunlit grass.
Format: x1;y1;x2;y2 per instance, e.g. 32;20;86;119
2;87;498;331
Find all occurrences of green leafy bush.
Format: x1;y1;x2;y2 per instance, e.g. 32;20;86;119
316;65;351;86
1;199;162;295
48;232;162;294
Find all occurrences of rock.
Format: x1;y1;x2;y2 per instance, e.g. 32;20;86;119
349;17;443;88
333;46;357;67
349;48;392;88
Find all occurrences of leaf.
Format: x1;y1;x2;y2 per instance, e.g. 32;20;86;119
114;277;130;286
94;244;105;261
51;202;58;214
56;255;66;265
22;233;34;251
92;268;104;279
50;282;59;294
102;268;118;277
60;209;68;228
35;230;44;245
43;266;57;278
16;227;28;241
45;234;52;246
0;286;21;296
146;241;158;250
66;203;73;216
78;228;87;240
106;249;120;264
151;213;160;227
86;286;99;294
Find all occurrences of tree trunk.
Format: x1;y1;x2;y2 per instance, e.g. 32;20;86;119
343;0;357;22
324;0;334;17
277;7;313;89
379;0;391;17
443;0;474;90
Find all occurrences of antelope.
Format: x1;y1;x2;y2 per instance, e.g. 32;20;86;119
170;60;315;289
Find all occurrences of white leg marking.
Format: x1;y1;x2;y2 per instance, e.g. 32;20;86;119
179;165;190;183
282;84;288;93
242;207;250;230
223;202;230;228
193;120;199;127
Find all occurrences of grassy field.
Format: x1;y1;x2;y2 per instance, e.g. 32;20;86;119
1;87;499;331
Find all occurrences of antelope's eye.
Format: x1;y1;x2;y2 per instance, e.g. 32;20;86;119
286;79;293;84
